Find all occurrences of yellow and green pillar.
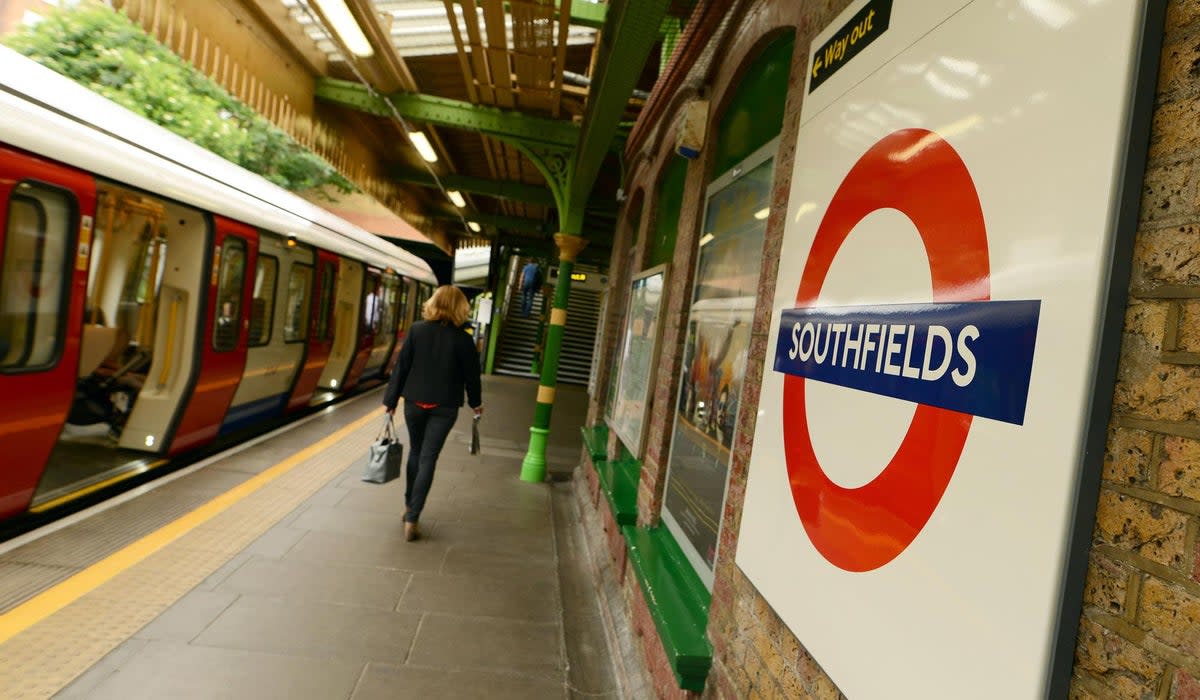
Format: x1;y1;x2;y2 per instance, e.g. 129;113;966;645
520;232;588;482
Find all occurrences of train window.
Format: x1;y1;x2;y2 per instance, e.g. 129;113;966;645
374;277;400;349
362;274;382;334
213;237;246;352
317;262;335;341
0;183;75;371
395;282;411;333
249;255;278;347
284;264;312;343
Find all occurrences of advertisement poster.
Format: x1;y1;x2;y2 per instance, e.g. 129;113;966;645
607;266;668;456
662;148;775;585
733;1;1159;698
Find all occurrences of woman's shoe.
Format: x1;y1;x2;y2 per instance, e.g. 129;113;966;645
404;521;420;542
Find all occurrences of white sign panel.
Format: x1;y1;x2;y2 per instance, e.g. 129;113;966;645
735;1;1158;699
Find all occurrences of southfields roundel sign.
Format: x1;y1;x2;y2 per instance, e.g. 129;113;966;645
775;128;1040;572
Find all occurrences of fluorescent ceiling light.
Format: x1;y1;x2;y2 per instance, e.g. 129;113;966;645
312;0;374;57
754;207;770;220
699;233;714;247
467;221;482;233
448;190;466;208
408;131;437;162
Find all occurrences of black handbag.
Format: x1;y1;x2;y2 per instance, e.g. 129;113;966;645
362;415;403;483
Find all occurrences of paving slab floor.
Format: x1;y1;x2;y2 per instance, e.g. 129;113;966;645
26;376;627;700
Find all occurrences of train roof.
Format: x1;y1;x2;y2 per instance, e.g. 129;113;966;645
0;46;436;284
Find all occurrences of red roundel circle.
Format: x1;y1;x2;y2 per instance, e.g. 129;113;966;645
783;128;990;572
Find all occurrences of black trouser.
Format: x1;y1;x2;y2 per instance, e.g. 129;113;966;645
402;403;458;523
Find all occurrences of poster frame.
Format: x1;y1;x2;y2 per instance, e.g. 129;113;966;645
605;262;670;457
661;138;779;588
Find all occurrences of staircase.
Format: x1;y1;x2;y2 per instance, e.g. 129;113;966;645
494;286;602;386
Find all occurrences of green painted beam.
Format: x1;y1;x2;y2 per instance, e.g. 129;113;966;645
392;169;557;207
564;0;671;231
315;79;579;149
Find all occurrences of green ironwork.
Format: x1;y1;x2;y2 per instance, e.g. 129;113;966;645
563;0;671;231
392;168;557;207
520;0;669;481
510;142;573;214
315;79;580;149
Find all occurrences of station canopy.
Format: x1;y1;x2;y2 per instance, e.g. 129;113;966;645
263;0;694;265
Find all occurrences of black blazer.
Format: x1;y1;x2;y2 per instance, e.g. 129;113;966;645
383;320;482;410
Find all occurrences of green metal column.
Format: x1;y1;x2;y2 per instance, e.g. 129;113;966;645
520;233;588;482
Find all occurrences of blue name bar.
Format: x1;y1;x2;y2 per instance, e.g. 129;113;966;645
773;300;1041;425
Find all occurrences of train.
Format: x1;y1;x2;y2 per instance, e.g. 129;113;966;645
0;46;438;521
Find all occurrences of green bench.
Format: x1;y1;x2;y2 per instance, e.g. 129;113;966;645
624;524;713;692
580;424;638;526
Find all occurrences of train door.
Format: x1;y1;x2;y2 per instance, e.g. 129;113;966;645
361;268;396;380
221;232;301;434
167;218;254;454
296;250;338;409
342;267;380;390
0;149;94;518
385;277;415;374
316;256;362;391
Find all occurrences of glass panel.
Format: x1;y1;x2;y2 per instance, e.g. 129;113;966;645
249;255;277;347
1;185;73;370
317;262;335;341
284;264;312;343
396;282;411;333
362;274;381;336
662;155;775;586
374;276;400;349
213;238;246;352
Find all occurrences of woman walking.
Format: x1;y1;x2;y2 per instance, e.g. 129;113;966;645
383;285;483;541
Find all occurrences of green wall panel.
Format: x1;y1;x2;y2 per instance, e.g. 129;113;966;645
651;156;688;268
711;34;796;179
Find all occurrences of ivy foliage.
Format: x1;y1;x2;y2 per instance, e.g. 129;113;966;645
3;4;353;194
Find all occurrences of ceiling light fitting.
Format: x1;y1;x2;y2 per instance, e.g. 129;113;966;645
408;131;438;162
311;0;374;57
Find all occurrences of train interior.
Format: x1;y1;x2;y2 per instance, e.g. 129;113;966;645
38;182;206;506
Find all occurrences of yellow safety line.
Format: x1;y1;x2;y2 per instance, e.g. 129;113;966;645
0;409;380;646
28;459;170;513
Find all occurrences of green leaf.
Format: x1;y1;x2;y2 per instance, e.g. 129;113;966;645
2;5;354;194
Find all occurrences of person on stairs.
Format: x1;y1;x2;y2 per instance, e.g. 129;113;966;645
520;260;542;317
383;285;484;541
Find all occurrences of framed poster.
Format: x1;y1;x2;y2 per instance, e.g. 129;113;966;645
606;264;669;456
661;140;777;588
734;1;1163;699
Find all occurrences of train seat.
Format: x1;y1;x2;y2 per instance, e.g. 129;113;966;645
78;324;120;378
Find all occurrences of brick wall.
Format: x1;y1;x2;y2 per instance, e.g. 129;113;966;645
1070;5;1200;698
581;2;1200;699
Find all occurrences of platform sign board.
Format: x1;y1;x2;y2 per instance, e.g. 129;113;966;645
735;1;1161;699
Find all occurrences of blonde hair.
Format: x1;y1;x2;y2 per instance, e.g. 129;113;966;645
422;285;470;326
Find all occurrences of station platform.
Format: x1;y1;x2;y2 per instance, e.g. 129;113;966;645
0;376;635;699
